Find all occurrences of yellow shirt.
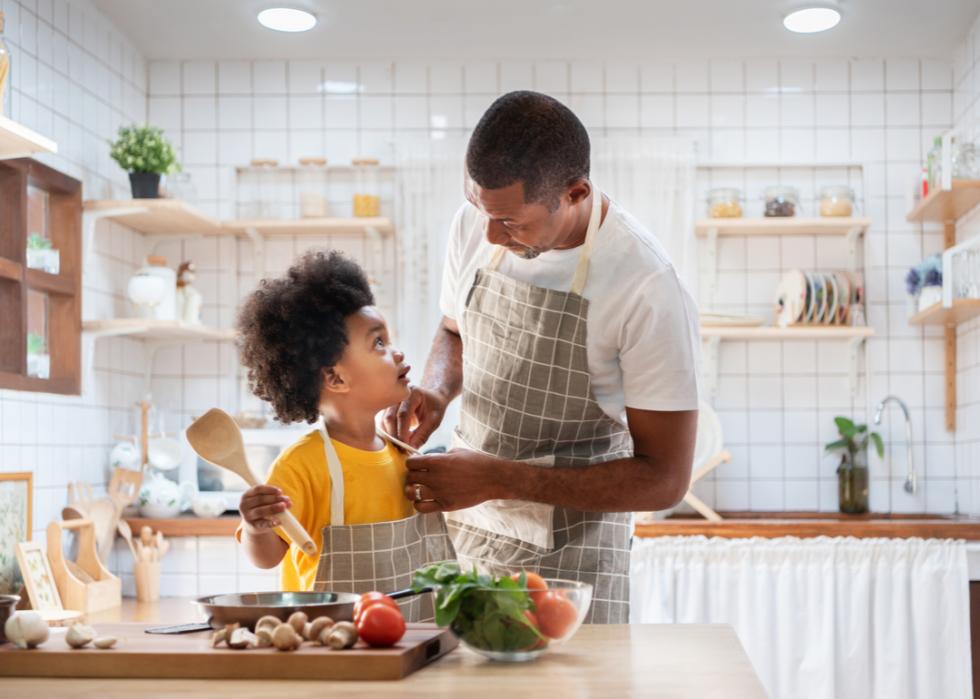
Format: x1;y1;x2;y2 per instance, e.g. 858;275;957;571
238;430;414;592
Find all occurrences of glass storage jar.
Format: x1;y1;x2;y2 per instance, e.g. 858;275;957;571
819;185;854;217
706;188;743;218
352;158;381;217
952;142;979;180
763;186;800;217
297;157;329;218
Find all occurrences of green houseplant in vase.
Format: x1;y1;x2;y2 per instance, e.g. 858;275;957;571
109;124;180;199
825;416;884;514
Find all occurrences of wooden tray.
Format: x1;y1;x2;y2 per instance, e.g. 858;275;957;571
0;623;458;681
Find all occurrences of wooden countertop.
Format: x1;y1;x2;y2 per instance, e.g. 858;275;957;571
2;599;768;697
635;511;980;540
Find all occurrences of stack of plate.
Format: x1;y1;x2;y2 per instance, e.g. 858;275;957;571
774;270;865;328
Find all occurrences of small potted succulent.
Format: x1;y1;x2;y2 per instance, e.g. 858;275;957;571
109;124;180;199
825;416;884;514
26;332;49;379
905;254;943;315
25;233;59;274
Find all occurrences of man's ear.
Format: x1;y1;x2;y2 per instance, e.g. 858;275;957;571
322;366;350;394
566;178;592;206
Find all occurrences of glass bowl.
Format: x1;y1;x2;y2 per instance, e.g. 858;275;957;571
449;579;592;662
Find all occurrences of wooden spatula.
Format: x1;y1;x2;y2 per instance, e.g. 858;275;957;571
186;408;317;556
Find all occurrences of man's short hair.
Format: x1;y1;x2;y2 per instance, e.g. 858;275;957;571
466;91;590;210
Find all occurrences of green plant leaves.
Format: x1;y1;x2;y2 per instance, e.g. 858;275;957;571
869;432;885;459
412;562;545;652
109;124;180;175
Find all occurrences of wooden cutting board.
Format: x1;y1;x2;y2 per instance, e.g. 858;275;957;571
0;623;458;681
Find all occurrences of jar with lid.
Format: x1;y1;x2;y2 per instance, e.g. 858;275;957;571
297;157;329;218
166;172;197;203
352;158;381;217
252;159;280;219
952;142;979;180
706;188;743;218
819;185;854;217
763;186;800;217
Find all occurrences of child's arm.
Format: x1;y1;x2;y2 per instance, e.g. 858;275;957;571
239;484;291;568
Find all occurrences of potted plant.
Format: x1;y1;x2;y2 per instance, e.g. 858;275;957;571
109;124;180;199
824;416;884;514
26;332;48;379
25;233;59;274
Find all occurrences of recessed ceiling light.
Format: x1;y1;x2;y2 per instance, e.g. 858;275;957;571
783;7;841;33
257;7;317;33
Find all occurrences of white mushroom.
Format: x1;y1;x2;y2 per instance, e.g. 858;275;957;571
93;636;118;649
65;623;96;649
227;627;257;650
4;611;49;649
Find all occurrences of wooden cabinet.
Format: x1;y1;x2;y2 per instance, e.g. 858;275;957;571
0;158;81;394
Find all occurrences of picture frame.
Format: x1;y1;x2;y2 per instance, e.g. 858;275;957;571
15;541;63;612
0;471;32;595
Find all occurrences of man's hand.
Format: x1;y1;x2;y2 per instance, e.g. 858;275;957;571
383;385;450;449
404;449;504;513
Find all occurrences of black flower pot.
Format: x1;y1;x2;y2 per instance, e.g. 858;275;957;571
129;172;161;198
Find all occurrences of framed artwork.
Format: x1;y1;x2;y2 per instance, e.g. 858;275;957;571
15;541;62;612
0;471;32;594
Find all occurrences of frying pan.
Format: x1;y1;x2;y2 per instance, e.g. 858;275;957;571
195;588;425;629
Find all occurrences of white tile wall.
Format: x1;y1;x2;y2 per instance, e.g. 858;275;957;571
3;0;979;597
146;53;968;515
952;12;980;516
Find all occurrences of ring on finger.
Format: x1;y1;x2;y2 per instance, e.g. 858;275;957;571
414;483;424;502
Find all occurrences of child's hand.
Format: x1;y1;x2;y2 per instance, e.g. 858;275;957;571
239;485;292;536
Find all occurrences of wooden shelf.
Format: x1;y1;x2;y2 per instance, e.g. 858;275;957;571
695;217;871;237
223;217;394;237
84;200;395;239
906;180;980;223
909;299;980;327
123;515;239;537
700;324;874;340
83;319;235;341
0;115;57;159
83;199;223;236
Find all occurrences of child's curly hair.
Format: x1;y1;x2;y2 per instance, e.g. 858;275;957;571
237;250;374;424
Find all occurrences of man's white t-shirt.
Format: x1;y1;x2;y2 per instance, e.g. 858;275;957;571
439;198;700;427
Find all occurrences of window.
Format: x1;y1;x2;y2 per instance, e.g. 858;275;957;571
0;158;81;394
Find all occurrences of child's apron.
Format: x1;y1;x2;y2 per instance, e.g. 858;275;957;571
311;422;455;622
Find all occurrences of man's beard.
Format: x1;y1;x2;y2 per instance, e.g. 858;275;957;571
516;246;540;260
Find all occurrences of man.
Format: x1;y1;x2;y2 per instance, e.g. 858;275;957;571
385;91;699;623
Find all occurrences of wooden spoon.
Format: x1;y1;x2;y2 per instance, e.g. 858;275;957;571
186;408;317;556
117;520;138;560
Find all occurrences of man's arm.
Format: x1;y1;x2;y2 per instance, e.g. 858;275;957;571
407;407;697;513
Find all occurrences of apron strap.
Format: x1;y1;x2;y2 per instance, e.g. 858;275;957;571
317;421;346;527
486;187;604;296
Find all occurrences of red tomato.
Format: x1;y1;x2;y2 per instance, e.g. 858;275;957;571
522;610;548;650
535;591;578;640
356;603;406;647
510;571;549;606
353;591;399;625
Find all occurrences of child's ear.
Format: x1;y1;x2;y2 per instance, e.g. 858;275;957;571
322;366;350;394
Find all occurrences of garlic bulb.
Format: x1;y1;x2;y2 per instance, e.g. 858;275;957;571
4;611;49;649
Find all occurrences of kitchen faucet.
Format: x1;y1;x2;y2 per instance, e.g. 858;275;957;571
873;395;916;494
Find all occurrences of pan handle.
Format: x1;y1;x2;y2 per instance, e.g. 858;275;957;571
387;587;430;600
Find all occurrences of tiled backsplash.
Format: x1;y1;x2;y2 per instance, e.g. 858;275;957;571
1;0;980;596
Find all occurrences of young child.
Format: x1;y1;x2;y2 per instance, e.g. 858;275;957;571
235;250;415;591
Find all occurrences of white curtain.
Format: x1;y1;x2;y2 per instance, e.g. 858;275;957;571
631;536;972;699
393;135;467;448
592;134;697;292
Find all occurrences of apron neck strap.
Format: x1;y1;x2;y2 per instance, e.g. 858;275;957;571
317;419;395;527
487;187;604;297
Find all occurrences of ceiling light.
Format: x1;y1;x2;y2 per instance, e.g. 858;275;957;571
783;7;841;34
257;7;317;33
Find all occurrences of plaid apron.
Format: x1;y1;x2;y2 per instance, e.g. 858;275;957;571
312;423;455;622
445;190;634;624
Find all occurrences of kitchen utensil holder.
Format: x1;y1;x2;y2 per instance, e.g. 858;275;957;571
47;519;121;613
134;560;161;602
